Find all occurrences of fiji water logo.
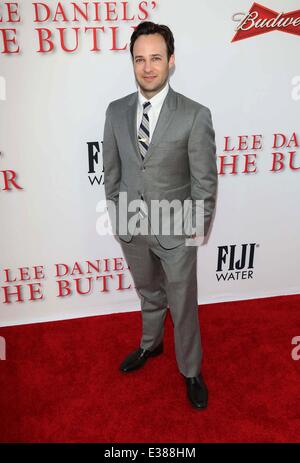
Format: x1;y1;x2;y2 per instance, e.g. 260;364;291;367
216;243;257;281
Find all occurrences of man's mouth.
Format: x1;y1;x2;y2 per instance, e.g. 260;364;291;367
144;76;156;80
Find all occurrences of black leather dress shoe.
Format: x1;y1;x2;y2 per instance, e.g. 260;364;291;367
185;374;208;409
120;342;163;372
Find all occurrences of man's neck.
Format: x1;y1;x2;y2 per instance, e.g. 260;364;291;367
139;81;169;100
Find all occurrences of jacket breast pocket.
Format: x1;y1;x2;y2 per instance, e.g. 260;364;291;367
154;139;187;150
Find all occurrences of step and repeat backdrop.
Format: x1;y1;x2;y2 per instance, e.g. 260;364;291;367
1;0;300;326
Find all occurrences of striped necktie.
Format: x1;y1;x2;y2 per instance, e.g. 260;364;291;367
138;101;151;159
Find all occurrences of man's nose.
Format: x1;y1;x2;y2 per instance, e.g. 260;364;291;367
143;60;153;73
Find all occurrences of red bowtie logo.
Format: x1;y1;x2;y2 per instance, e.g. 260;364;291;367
232;2;300;42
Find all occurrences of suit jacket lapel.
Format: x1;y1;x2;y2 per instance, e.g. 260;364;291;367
126;84;178;164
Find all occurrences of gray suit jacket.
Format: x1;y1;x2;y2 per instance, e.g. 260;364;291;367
102;84;218;249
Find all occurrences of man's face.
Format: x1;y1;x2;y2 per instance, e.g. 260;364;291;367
132;33;175;99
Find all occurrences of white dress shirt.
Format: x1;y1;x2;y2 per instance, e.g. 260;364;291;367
136;81;169;143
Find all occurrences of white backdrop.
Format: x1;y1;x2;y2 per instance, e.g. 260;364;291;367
1;0;300;327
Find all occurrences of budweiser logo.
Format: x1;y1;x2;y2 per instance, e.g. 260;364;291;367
232;2;300;42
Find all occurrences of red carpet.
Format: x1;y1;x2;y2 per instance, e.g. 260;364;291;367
0;294;300;443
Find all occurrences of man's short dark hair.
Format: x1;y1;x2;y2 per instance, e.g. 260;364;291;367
130;21;175;61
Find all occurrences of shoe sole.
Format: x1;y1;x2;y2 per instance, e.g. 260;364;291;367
189;400;208;410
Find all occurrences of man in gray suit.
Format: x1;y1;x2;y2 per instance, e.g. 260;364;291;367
102;21;218;409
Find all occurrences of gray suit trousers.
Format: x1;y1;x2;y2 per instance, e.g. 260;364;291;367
119;218;202;378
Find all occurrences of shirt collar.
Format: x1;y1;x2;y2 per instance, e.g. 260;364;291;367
138;81;170;110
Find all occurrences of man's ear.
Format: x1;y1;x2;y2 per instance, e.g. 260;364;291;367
169;54;175;69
